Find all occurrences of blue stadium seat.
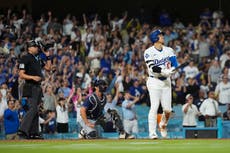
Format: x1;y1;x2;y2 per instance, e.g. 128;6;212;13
172;104;183;118
219;104;227;114
0;133;5;140
68;117;77;133
222;121;230;138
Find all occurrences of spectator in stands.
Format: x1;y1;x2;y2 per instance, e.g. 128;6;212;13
56;97;70;133
4;97;19;140
163;27;178;46
7;66;19;100
104;83;119;113
173;18;185;30
182;94;200;127
0;89;8;133
183;59;199;80
122;91;139;139
219;67;230;82
108;11;128;31
193;88;205;107
58;79;71;98
186;77;200;100
17;98;26;123
223;104;230;120
42;85;56;112
189;33;199;63
68;84;87;135
194;90;206;121
128;79;144;104
40;110;56;134
199;90;222;127
215;75;230;105
198;35;210;63
219;48;230;69
103;83;120;132
122;75;133;92
0;64;7;86
199;78;209;98
208;58;222;88
174;77;186;105
0;82;9;103
88;41;103;70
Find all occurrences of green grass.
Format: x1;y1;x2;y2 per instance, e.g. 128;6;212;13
0;139;230;153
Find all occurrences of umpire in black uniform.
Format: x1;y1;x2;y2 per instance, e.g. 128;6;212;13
17;40;52;139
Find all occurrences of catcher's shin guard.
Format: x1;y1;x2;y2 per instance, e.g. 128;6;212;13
108;109;124;132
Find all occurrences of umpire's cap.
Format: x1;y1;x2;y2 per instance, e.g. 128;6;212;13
27;40;39;48
149;29;164;43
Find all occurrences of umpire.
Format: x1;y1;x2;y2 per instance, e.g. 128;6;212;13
17;40;51;139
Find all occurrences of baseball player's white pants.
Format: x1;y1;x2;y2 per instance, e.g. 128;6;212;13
146;77;172;138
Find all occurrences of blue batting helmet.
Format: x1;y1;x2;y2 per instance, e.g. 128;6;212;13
149;29;164;43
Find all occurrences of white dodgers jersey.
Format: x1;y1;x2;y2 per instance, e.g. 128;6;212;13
144;45;177;78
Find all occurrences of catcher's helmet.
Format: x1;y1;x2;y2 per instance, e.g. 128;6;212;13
94;79;106;87
93;79;107;92
149;29;164;43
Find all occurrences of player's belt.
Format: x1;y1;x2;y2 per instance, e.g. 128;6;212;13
149;76;167;81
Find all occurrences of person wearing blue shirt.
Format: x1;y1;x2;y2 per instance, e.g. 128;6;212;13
129;79;144;104
4;98;19;140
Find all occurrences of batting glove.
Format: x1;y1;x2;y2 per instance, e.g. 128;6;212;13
161;67;175;77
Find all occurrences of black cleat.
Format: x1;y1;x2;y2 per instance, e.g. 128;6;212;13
29;134;44;140
17;130;29;139
119;132;129;139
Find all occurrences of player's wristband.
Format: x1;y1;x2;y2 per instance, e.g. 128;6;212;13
46;56;51;60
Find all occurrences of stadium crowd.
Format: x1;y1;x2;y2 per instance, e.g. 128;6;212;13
0;7;230;139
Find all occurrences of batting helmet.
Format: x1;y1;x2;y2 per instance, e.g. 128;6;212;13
149;29;164;43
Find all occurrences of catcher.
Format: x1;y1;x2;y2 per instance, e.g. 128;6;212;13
79;79;128;139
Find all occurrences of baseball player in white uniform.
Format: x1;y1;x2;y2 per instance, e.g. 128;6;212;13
144;29;178;139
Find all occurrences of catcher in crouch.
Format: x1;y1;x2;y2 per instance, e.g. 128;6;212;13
79;79;128;139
